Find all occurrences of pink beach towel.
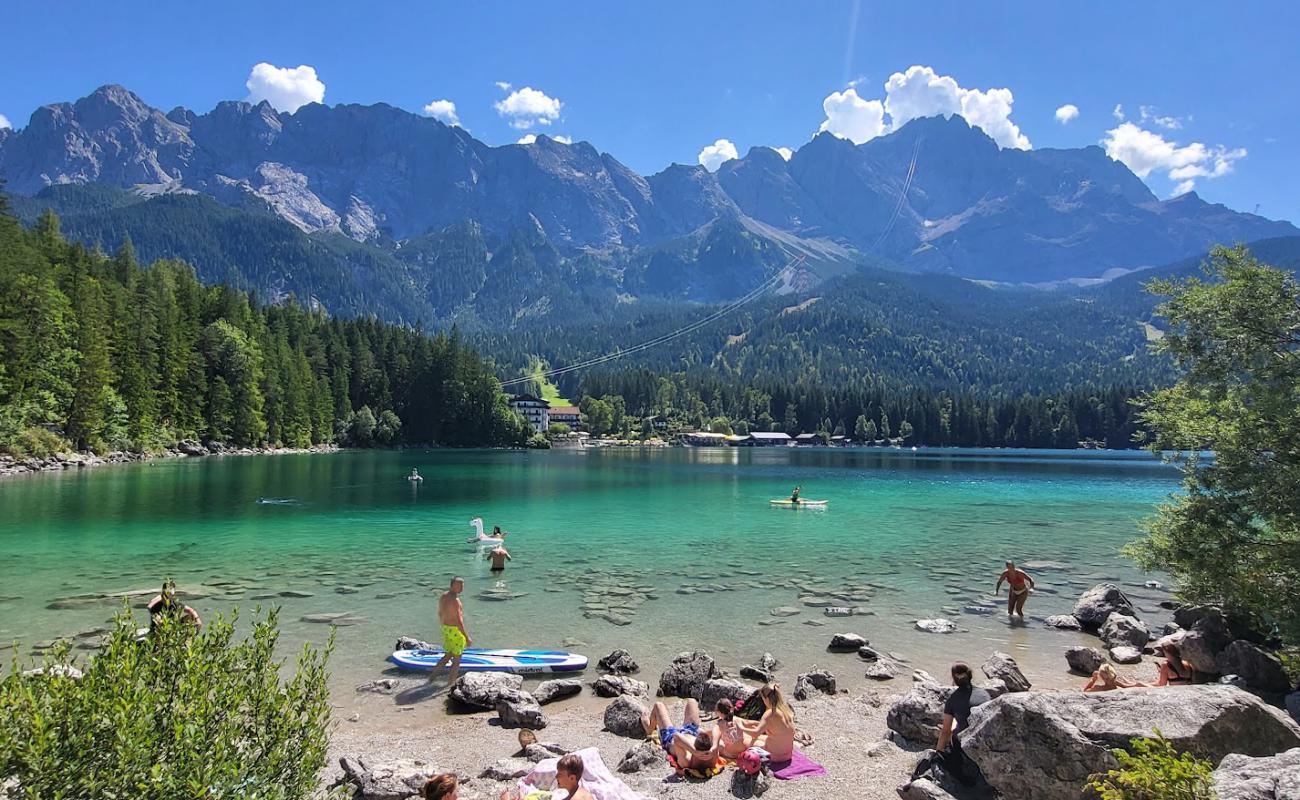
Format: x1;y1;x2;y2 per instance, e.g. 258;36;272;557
770;750;826;780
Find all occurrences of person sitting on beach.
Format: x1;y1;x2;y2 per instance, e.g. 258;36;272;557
1083;663;1147;692
912;662;989;786
422;773;458;800
1153;642;1194;686
489;544;512;572
994;561;1035;618
555;754;595;800
642;698;720;773
736;683;796;762
429;577;470;686
147;580;202;632
712;698;748;759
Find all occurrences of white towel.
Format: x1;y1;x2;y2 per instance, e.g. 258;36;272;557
515;747;651;800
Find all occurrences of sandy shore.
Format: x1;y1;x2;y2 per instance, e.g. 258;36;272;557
324;654;1167;800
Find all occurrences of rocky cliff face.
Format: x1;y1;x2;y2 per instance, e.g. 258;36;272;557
1;84;1294;283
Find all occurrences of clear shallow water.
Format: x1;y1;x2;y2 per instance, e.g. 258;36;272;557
0;448;1180;690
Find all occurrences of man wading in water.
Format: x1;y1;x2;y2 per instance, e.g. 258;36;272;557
430;577;471;686
994;561;1035;619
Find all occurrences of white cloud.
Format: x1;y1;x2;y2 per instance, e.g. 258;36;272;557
774;146;794;161
422;99;459;125
820;66;1029;149
698;138;739;171
517;134;537;145
244;63;325;113
1054;104;1079;124
1101;122;1246;194
1139;105;1184;130
494;86;562;130
1172;179;1196;196
0;114;10;130
495;81;512;91
1113;103;1126;121
817;87;886;144
553;135;573;145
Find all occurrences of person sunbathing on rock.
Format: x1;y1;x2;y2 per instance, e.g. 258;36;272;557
1083;663;1147;692
1152;642;1194;686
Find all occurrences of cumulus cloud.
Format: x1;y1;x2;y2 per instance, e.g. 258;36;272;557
553;135;573;145
422;99;459;125
0;114;10;130
1113;104;1126;121
818;66;1029;149
1055;104;1079;124
245;63;325;113
1139;105;1185;130
494;86;562;129
818;88;885;144
774;146;794;160
1101;122;1246;195
698;138;739;171
517;133;572;145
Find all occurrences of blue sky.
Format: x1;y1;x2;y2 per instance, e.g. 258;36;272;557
4;1;1297;223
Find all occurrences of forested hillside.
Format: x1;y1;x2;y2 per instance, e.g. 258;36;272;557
0;197;528;457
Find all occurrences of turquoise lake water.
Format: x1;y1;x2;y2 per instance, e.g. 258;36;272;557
0;448;1181;690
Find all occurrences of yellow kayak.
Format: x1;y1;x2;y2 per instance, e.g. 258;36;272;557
769;499;828;507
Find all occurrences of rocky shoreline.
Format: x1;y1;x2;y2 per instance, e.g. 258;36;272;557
0;440;339;479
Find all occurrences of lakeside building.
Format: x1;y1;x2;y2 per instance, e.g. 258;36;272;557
682;431;728;446
549;405;580;426
794;433;822;446
509;394;550;433
745;432;793;447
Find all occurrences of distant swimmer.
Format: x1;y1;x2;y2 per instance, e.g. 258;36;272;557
994;561;1036;618
489;544;512;572
409;468;423;482
790;486;802;504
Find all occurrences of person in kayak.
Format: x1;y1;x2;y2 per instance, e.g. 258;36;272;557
994;561;1035;618
790;486;802;504
489;544;512;572
147;580;202;632
429;577;470;687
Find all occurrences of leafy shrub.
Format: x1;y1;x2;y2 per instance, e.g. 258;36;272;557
0;608;333;799
1086;731;1217;800
0;424;68;458
526;432;551;449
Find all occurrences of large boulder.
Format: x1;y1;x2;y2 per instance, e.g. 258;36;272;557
1109;645;1143;665
1181;613;1235;674
338;757;439;800
1216;640;1293;694
829;633;867;650
699;678;753;710
604;695;649;738
962;687;1300;800
592;674;649;698
1072;583;1136;630
1214;747;1300;800
982;651;1031;693
1100;613;1151;649
534;679;583;705
496;690;547;730
1066;646;1106;675
449;672;523;709
792;669;836;700
598;649;640;674
657;650;720;699
886;671;951;745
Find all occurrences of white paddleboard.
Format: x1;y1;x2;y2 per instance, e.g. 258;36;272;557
769;499;828;507
389;648;588;674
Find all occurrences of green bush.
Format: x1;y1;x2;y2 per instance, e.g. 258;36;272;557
0;607;333;799
1086;731;1217;800
0;425;68;458
526;432;551;449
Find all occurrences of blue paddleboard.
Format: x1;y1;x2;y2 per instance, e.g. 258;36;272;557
389;648;588;674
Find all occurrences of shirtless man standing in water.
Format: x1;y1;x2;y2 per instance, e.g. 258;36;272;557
995;561;1035;618
489;545;512;572
430;577;470;686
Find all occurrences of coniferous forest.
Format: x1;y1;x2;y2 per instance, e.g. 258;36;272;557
0;198;529;457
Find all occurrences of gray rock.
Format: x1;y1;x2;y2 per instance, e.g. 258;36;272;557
896;778;958;800
1214;747;1300;799
598;649;640;674
699;678;753;709
1161;622;1184;638
886;671;951;745
592;674;649;698
1182;612;1235;674
1044;614;1084;631
496;689;547;730
1174;603;1223;630
449;672;523;709
829;633;868;650
395;635;435;651
339;757;439;800
604;695;649;738
962;686;1300;800
758;652;779;671
657;650;721;699
977;679;1010;700
524;743;568;763
981;651;1030;693
1100;613;1151;649
914;618;957;634
1109;645;1143;664
1072;583;1136;630
793;669;836;700
617;740;664;774
867;740;897;758
1066;646;1106;675
739;664;773;683
20;664;83;680
534;679;583;705
479;757;533;781
730;768;771;798
1216;640;1293;694
1288;691;1300;726
865;660;900;680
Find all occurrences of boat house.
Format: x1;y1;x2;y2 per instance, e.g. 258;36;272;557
746;432;793;447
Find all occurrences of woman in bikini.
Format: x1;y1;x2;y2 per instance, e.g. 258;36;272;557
1153;642;1194;686
1083;663;1147;692
994;561;1035;618
712;698;748;759
737;683;797;762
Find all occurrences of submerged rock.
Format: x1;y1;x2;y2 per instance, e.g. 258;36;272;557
829;633;867;650
597;649;639;674
914;618;957;634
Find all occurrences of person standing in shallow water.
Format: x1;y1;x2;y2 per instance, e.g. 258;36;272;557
430;577;470;687
994;560;1035;618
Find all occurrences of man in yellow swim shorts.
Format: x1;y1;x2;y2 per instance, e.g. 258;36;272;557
431;577;471;686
